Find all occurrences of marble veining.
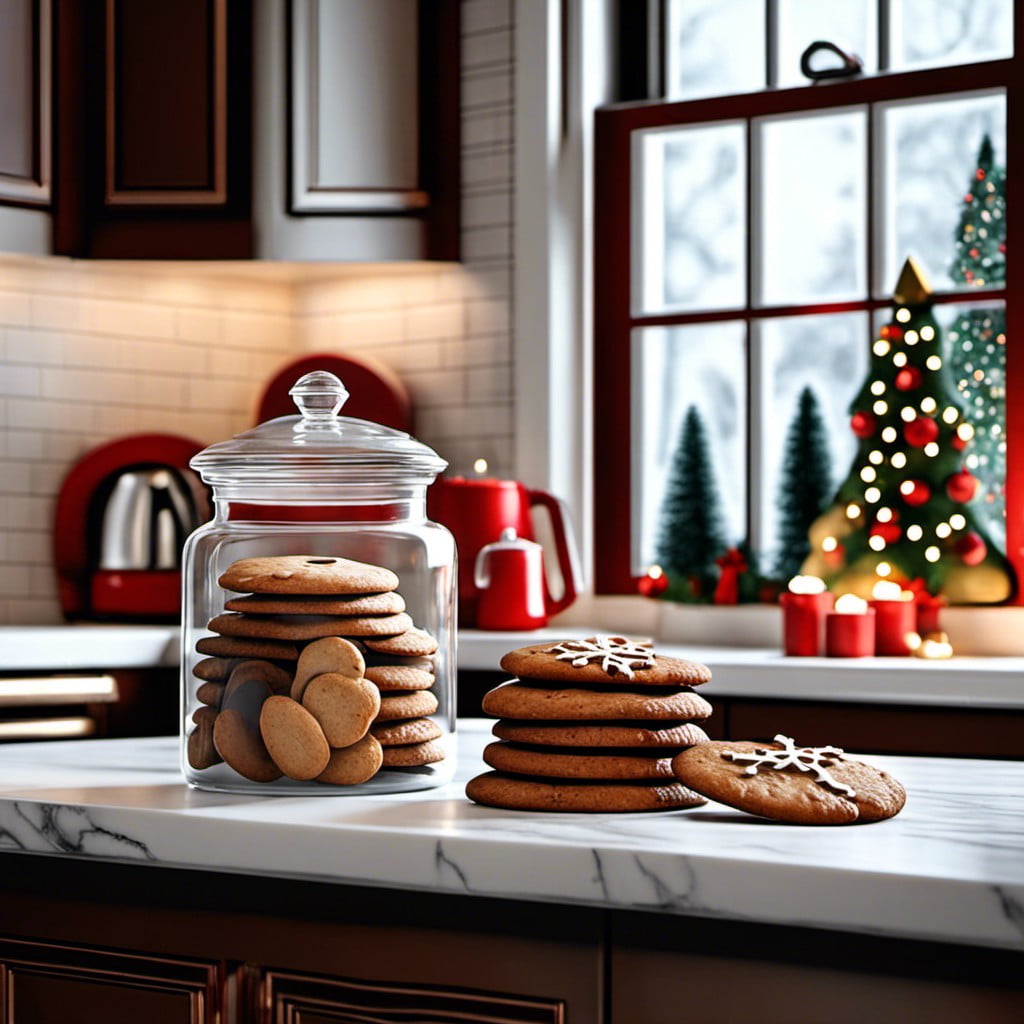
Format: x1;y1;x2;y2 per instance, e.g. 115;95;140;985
1;723;1023;951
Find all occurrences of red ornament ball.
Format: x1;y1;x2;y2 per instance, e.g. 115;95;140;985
951;433;968;452
870;522;902;544
975;167;986;181
638;569;669;598
904;416;939;448
901;480;931;507
969;247;980;259
956;531;987;566
879;325;903;341
894;367;922;391
946;468;979;503
851;411;876;439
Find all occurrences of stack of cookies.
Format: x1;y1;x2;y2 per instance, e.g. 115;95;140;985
187;554;445;785
466;636;713;813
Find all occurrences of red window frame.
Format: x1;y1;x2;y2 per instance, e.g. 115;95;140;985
593;44;1022;600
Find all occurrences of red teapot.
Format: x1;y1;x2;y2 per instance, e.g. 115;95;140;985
427;477;580;627
474;529;548;630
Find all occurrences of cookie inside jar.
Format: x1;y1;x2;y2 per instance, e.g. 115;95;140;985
179;372;455;795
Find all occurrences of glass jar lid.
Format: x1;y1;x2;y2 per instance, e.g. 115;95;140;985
191;371;446;488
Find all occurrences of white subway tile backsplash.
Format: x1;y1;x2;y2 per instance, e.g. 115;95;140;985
0;0;516;623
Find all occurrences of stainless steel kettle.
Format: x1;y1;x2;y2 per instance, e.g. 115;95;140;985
97;466;203;570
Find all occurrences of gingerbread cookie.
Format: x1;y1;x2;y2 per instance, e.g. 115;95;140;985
207;611;413;641
501;637;711;687
492;720;711;748
465;772;707;813
291;636;366;702
196;635;300;661
371;717;443;747
219;555;399;595
195;681;225;708
259;695;331;781
193;657;240;681
225;591;405;616
481;682;712;721
381;739;446;767
375;690;439;722
302;672;380;748
213;709;283;783
317;734;384;786
187;706;221;770
363;664;435;691
483;742;676;781
362;628;439;657
671;735;907;825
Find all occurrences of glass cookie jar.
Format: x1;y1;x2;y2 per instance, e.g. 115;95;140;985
180;371;456;794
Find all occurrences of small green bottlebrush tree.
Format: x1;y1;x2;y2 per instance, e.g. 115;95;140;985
656;405;728;601
773;386;832;583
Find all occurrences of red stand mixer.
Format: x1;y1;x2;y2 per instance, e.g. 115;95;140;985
427;477;581;629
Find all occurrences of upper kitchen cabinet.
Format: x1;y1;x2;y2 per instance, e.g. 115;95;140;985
45;0;459;261
253;0;460;260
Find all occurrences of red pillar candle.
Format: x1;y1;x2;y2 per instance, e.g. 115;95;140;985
826;595;876;658
869;580;917;656
780;576;834;656
915;593;946;634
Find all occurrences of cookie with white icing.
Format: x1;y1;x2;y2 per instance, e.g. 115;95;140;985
500;637;711;686
671;736;906;825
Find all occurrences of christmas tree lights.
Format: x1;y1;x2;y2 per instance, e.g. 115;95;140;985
947;134;1006;547
800;258;1015;603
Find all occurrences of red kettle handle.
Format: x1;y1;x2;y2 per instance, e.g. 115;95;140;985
526;488;582;617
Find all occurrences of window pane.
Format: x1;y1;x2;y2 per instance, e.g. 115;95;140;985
878;91;1006;295
757;108;867;306
890;0;1013;70
633;123;747;315
665;0;765;100
632;323;747;577
755;314;870;573
776;0;877;87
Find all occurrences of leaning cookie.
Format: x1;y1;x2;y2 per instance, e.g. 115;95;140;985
501;637;711;687
671;735;906;825
465;772;707;813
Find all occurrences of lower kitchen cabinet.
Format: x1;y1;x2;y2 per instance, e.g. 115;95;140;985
1;859;603;1023
2;859;1023;1023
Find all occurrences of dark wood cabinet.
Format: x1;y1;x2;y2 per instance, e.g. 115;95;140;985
53;0;253;259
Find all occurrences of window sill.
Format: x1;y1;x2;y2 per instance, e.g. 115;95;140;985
458;598;1024;710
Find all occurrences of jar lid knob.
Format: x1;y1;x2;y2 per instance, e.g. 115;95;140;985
289;371;349;424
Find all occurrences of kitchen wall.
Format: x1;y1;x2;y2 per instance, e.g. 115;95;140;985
0;0;515;625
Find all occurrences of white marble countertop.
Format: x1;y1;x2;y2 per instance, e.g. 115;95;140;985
1;722;1021;951
2;624;1023;709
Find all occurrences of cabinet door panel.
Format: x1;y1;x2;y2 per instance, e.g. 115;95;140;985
0;937;220;1024
107;0;225;202
0;0;50;206
265;968;566;1024
290;0;427;213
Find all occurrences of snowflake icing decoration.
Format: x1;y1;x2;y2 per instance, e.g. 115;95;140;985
722;734;857;798
548;636;655;679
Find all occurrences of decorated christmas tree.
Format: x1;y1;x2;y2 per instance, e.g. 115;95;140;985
800;258;1014;603
656;405;727;601
773;386;832;582
947;134;1006;547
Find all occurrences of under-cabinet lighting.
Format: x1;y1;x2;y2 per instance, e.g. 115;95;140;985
0;675;118;707
0;717;96;740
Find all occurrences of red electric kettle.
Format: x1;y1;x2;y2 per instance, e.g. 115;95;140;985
427;477;581;627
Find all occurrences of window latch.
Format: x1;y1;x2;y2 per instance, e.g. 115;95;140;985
799;40;864;82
